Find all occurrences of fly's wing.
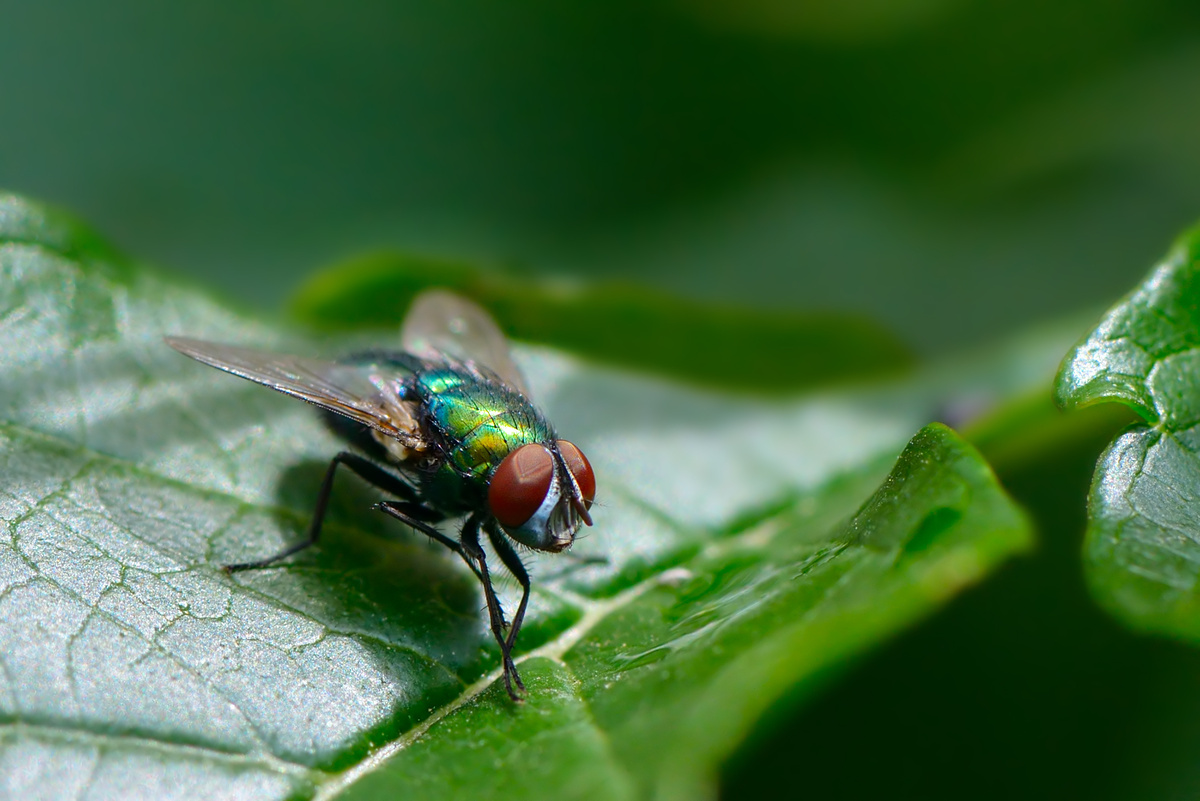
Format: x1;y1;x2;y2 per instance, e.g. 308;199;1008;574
165;337;422;446
400;289;531;396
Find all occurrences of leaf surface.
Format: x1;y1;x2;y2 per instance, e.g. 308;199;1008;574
0;193;1039;799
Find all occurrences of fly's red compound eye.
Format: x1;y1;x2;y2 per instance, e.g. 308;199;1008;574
489;443;554;527
556;440;595;508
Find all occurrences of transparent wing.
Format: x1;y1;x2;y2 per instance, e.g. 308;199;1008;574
400;289;530;396
165;337;421;444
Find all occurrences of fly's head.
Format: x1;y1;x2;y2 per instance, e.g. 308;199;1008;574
487;440;596;552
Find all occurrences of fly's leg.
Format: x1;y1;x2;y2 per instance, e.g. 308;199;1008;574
224;451;421;572
486;521;530;694
462;516;524;700
377;501;482;582
387;507;521;699
461;516;508;644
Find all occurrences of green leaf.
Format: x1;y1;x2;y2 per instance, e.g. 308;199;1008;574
288;251;913;394
0;191;1036;799
331;424;1029;801
1056;222;1200;638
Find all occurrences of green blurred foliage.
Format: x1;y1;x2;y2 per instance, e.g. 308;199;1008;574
2;0;1200;351
290;252;912;392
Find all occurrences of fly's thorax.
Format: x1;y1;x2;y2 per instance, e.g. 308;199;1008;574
412;364;555;513
415;367;472;396
416;368;552;460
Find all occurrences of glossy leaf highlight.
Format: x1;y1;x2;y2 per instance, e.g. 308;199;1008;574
1056;223;1200;637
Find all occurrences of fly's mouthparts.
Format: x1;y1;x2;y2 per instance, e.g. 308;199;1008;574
573;497;593;527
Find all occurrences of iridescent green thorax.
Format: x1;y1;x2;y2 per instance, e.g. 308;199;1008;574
414;366;554;509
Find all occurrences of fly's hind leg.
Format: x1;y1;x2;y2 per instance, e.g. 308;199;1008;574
224;451;421;572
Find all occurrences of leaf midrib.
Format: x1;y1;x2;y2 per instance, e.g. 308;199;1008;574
310;513;799;799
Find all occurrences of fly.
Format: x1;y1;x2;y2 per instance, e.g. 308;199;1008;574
165;289;596;701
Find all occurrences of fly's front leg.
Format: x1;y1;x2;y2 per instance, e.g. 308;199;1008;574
462;516;524;700
486;521;530;693
461;516;508;639
225;451;418;572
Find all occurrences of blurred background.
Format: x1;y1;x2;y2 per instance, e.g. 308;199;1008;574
6;3;1200;799
3;0;1200;354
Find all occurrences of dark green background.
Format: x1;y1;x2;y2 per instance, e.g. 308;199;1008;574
4;0;1200;352
5;2;1200;798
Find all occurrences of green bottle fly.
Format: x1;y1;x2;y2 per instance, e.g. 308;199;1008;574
165;290;596;701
